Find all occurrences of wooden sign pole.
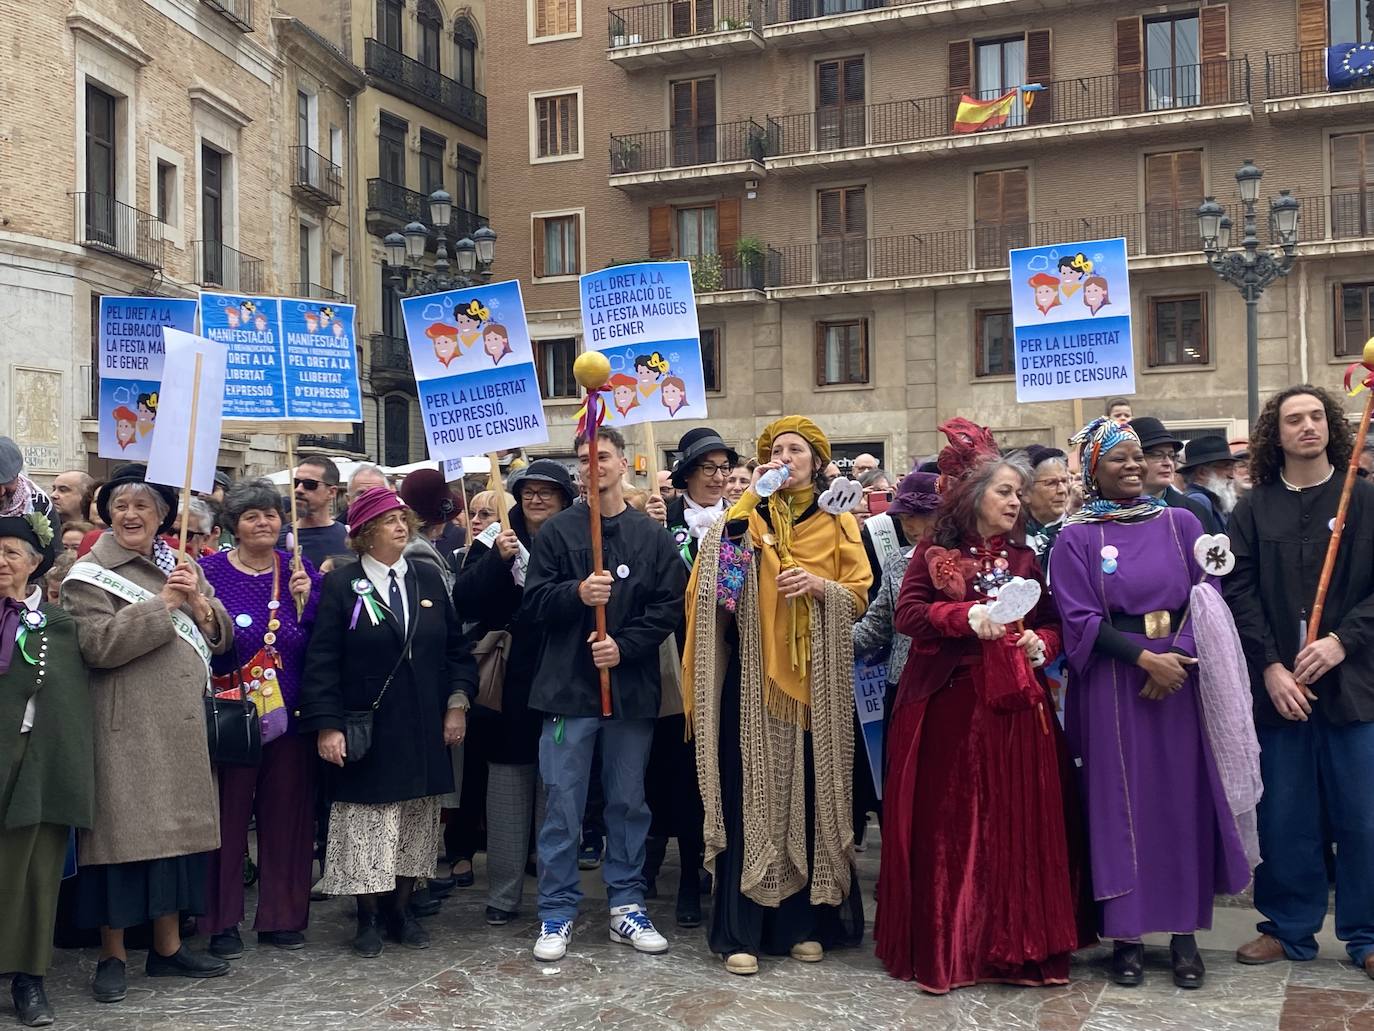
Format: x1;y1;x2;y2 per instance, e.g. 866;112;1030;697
285;433;306;618
176;353;205;563
486;451;510;526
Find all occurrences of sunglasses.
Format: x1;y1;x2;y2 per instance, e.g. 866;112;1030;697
294;478;327;491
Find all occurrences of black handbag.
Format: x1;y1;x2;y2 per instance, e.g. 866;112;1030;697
205;673;262;767
344;598;419;764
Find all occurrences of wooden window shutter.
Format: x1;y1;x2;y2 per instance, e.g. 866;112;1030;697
1175;149;1203;206
818;188;843;239
649;205;672;258
535;0;547;37
671;0;691;36
571;216;582;274
1199;5;1229;105
973;171;1001;227
1298;0;1328;91
533;217;547;278
947;39;972;128
1025;30;1053;125
1002;169;1029;226
814;323;827;387
1115;16;1143;115
1330;132;1368;191
717;197;741;264
845;186;867;237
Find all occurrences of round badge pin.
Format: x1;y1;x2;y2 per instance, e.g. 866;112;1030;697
616;564;630;579
250;666;264;679
1102;558;1119;575
21;610;47;632
351;578;373;596
1101;545;1119;561
263;668;277;680
267;619;281;632
235;613;253;629
1330;518;1337;531
263;632;277;646
267;600;281;611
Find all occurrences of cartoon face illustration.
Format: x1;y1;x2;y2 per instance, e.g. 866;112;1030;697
305;312;319;332
254;313;269;332
1028;272;1062;314
660;375;688;416
609;374;639;416
113;405;138;449
135;392;158;436
1057;260;1083;284
482;324;512;365
225;307;242;327
332;319;345;338
457;310;482;343
1082;276;1111;314
319;306;334;327
457;300;489;346
635;357;660;387
427;322;461;366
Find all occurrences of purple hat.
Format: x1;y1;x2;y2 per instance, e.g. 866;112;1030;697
347;486;408;538
886;471;941;517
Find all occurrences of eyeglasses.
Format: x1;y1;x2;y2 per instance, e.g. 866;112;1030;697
293;478;325;491
696;463;732;478
522;487;559;501
474;508;496;520
1142;450;1178;463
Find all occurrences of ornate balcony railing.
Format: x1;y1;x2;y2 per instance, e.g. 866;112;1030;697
608;0;757;45
290;145;343;206
767;60;1250;156
364;38;486;135
365;178;487;243
195;240;264;293
610;118;768;174
71;193;164;268
1264;48;1374;99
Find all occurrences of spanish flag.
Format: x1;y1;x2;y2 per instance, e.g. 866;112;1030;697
953;89;1018;133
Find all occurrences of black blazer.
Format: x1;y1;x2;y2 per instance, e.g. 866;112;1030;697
296;559;478;805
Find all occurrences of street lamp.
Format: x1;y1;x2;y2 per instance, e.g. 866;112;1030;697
386;188;498;298
1197;160;1300;426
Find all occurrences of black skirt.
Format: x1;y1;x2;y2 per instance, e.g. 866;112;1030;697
74;853;210;930
708;650;865;957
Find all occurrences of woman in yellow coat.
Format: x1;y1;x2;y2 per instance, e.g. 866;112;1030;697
683;416;871;977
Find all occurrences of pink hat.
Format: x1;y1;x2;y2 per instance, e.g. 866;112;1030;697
347;486;408;538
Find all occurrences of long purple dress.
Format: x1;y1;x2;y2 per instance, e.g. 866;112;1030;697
1049;507;1250;938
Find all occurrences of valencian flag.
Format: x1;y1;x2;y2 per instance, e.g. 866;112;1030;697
1327;42;1374;89
952;83;1044;134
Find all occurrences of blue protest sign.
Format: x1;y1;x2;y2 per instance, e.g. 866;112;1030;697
279;297;363;422
97;296;199;460
1008;237;1135;403
400;280;549;460
579;261;706;426
853;658;887;801
199;292;288;419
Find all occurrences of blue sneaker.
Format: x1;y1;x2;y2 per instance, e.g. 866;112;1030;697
533;919;573;961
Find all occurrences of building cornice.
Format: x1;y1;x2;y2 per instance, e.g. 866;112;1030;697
188;84;254;128
66;9;154;67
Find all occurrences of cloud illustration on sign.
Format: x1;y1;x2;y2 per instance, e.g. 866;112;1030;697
1025;253;1051;272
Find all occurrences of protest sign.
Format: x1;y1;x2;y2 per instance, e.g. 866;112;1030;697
400;280;548;461
199;292;288;420
279;297;363;423
578;261;706;427
146;329;228;496
96;297;198;460
1008;237;1135;403
853;658;887;801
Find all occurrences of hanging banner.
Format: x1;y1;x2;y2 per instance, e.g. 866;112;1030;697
145;329;229;495
853;657;887;801
1008;237;1135;403
400;280;548;460
279;297;363;422
97;296;199;460
578;261;706;426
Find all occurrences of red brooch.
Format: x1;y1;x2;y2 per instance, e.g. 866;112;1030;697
925;546;966;600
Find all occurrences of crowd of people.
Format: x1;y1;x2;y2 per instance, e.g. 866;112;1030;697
2;385;1373;1026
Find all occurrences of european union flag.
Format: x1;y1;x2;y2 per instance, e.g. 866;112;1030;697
1327;42;1374;89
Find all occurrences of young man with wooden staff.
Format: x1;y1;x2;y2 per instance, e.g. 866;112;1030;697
1224;384;1374;979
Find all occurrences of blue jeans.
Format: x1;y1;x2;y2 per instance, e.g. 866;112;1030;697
537;715;655;923
1254;712;1374;965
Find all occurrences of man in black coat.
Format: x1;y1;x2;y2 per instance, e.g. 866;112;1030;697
1132;416;1213;526
523;426;686;963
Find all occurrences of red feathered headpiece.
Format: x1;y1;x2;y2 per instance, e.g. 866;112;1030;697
936;418;999;490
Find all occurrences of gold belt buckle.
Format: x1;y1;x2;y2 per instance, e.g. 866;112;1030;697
1143;610;1171;640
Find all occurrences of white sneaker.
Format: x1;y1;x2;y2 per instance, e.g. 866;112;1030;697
609;904;669;954
533;919;573;962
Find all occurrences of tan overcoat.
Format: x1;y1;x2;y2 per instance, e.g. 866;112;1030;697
60;534;234;865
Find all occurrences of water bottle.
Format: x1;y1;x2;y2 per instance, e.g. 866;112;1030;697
754;463;791;499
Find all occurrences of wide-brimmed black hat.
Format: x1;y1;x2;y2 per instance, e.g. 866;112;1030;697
669;428;739;489
0;512;58;579
1129;417;1183;453
96;463;179;534
509;459;575;508
1178;435;1238;471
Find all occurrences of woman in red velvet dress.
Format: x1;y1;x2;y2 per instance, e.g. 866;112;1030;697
876;420;1091;992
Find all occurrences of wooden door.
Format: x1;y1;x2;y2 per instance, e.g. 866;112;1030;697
817;185;867;282
816;57;865;150
671;78;717;166
973;168;1028;268
1144;149;1202;253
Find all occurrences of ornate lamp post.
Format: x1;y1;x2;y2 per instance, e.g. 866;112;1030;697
384;188;497;297
1197;159;1300;425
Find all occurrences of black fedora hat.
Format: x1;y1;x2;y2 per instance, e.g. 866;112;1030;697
96;463;180;534
509;459;575;508
1178;435;1238;471
669;428;739;489
1129;417;1183;453
0;511;59;580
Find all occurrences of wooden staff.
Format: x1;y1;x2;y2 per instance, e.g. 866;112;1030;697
642;421;661;501
285;433;305;619
176;352;205;563
486;451;510;526
572;352;614;717
1306;357;1374;645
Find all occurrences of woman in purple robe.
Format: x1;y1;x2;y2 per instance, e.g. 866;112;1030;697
1049;418;1252;990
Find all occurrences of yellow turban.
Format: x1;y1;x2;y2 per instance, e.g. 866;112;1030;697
756;416;831;467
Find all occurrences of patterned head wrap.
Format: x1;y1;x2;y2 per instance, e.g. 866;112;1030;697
1066;417;1165;525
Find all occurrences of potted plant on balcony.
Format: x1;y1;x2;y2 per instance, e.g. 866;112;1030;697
690;252;724;292
747;123;770;163
735;235;766;290
612;138;642;174
720;16;751;30
610;14;628;47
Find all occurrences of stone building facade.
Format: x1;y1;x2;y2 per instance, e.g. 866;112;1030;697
486;0;1374;473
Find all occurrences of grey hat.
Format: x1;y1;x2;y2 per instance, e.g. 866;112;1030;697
0;437;22;482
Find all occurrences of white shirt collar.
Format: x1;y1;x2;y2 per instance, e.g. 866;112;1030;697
360;552;407;581
683;495;724;515
23;586;41;612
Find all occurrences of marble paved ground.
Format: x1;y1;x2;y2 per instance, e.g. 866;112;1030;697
24;833;1374;1031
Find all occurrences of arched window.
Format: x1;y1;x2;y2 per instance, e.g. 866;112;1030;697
453;17;477;90
384;395;411;466
417;0;443;71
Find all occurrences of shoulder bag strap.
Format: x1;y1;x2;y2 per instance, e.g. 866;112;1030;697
369;582;421;712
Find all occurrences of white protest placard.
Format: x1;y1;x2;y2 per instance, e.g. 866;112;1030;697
146;329;228;495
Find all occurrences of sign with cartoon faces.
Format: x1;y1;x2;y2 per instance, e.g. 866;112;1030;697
97;297;199;460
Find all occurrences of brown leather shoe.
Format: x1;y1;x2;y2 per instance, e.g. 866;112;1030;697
1236;934;1287;965
1364;953;1374;980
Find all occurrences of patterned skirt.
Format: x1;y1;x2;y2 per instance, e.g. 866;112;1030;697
318;795;441;896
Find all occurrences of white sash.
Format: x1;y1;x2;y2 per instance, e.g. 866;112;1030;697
66;561;213;673
866;512;900;572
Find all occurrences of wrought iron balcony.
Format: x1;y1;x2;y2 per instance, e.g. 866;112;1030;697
71;193;164;268
195;240;264;293
607;0;762;67
369;332;415;392
765;0;895;21
364;38;486;136
201;0;253;31
766;60;1250;159
1265;48;1374;101
291;146;342;206
365;178;487;243
609;119;768;184
292;282;347;301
